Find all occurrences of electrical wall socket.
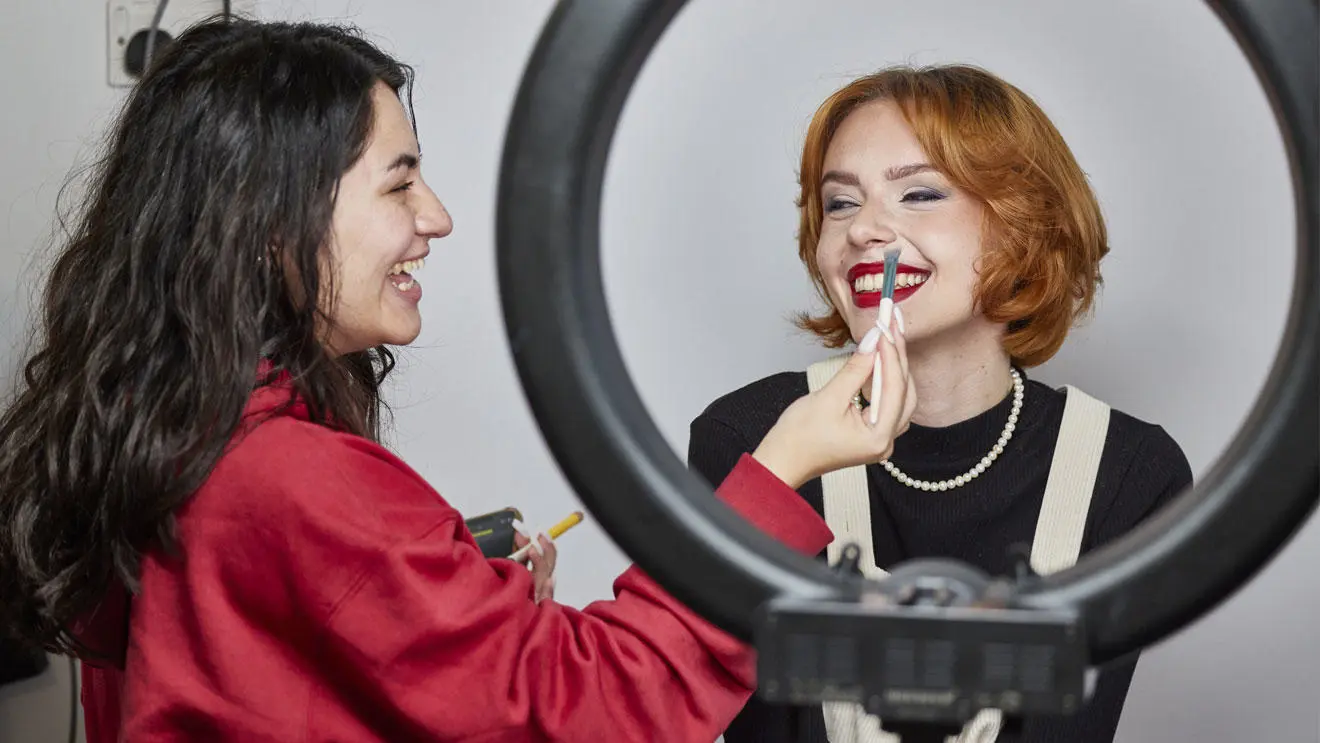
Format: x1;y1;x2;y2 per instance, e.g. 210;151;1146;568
106;0;257;88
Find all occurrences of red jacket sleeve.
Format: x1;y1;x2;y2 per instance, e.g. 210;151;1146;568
269;434;831;742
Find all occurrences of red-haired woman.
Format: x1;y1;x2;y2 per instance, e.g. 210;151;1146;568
689;65;1192;743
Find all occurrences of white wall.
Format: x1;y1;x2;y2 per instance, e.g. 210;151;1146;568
1;2;1315;742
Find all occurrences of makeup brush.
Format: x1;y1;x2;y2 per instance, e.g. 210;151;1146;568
869;246;902;425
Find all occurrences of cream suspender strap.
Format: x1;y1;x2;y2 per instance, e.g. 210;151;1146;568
806;354;887;581
1030;386;1111;575
804;357;1111;743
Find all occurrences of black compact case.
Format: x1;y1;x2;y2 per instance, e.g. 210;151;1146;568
465;507;524;559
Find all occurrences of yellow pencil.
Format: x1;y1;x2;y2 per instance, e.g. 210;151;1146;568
508;511;584;562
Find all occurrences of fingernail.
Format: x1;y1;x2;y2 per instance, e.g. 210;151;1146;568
868;356;882;425
894;306;906;336
511;519;531;537
859;327;881;353
878;323;895;345
877;297;894;330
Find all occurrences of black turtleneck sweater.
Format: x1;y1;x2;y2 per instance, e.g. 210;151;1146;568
687;368;1192;743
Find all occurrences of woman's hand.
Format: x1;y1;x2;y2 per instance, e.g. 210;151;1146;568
513;529;557;602
752;315;916;489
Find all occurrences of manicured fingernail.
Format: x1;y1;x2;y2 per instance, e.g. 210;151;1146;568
511;519;530;537
877;297;894;330
877;322;895;345
524;527;545;554
894;305;906;336
869;356;882;425
859;327;881;353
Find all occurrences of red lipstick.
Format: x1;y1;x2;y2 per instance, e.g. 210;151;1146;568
848;261;930;308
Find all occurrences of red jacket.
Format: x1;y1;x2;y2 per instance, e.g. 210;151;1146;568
77;379;832;742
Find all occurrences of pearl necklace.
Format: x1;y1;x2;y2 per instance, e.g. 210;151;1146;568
865;368;1024;492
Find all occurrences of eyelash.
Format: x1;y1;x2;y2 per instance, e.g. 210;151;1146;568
823;189;945;212
902;189;944;203
392;181;415;193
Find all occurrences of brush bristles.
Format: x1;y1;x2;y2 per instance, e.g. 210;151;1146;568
881;247;902;298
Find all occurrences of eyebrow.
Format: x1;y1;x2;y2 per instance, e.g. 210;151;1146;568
385;153;420;174
821;163;937;186
885;162;936;180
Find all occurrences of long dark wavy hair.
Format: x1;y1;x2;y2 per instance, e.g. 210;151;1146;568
0;17;415;654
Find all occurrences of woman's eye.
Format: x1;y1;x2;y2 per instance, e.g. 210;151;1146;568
901;189;945;203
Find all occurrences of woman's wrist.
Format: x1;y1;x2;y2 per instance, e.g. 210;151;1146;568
751;438;808;491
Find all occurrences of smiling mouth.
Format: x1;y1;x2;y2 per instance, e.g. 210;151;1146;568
388;258;424;292
846;261;931;308
851;272;928;294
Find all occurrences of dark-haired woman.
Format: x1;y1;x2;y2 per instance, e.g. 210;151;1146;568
0;18;916;742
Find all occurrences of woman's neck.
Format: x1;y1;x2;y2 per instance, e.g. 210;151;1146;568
906;330;1015;429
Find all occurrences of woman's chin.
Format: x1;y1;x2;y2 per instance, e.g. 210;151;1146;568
378;306;423;347
351;325;421;352
383;325;421;348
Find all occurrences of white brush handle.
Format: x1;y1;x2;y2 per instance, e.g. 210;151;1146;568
869;297;894;424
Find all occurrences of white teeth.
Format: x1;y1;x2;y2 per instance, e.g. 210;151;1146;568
388;257;426;276
853;272;928;293
395;280;415;292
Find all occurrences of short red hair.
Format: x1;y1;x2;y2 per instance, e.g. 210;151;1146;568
794;64;1107;367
